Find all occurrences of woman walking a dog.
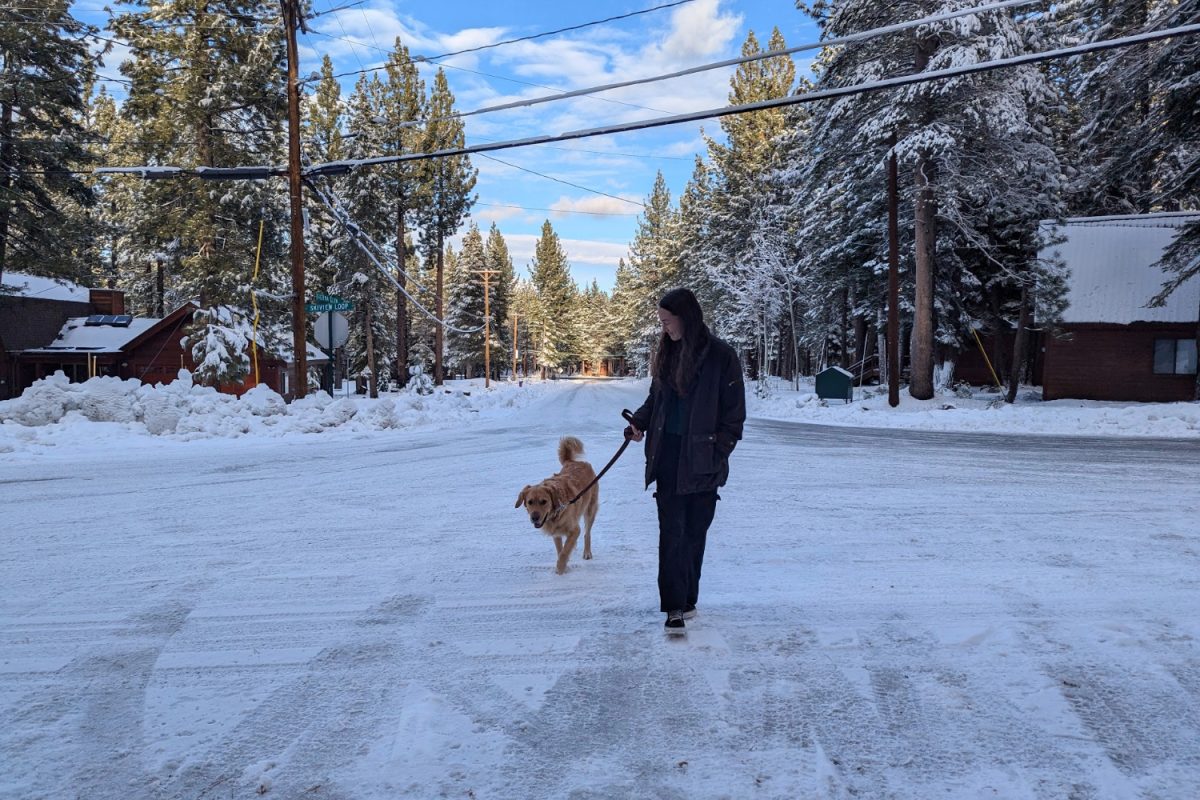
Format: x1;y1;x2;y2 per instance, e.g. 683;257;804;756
626;288;745;635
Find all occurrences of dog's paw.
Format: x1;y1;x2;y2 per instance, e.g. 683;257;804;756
555;563;568;575
583;551;593;560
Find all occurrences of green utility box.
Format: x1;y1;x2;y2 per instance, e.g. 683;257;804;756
815;366;854;403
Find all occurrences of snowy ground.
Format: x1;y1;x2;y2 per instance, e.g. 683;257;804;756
2;377;1199;799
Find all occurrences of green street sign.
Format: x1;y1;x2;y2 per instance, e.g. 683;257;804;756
305;300;353;313
314;291;350;304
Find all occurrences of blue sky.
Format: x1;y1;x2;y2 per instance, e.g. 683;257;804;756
79;0;819;291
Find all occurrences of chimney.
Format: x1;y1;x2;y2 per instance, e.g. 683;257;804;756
90;288;126;315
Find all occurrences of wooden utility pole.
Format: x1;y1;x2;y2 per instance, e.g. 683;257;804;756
282;0;307;398
474;269;499;388
511;313;518;381
887;137;901;408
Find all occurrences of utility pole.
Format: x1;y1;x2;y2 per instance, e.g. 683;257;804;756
511;313;518;381
887;135;900;408
474;269;499;388
282;0;307;398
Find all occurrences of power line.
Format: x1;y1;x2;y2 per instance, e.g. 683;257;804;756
316;0;696;83
299;21;1200;175
305;28;669;115
476;201;639;217
423;0;1047;127
423;0;695;61
477;153;645;208
80;21;1200;181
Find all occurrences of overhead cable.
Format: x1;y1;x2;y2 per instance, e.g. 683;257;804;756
319;0;696;82
87;21;1200;181
477;154;645;208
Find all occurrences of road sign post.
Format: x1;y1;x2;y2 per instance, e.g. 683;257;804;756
309;304;352;394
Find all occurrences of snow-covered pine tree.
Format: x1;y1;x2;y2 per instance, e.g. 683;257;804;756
302;56;345;300
702;27;796;356
609;257;640;373
327;75;396;395
446;223;487;377
576;280;611;375
417;69;476;385
484;223;516;379
0;1;97;286
379;38;427;387
529;220;579;374
796;0;1066;397
111;0;286;310
624;172;682;371
509;277;541;378
184;305;251;386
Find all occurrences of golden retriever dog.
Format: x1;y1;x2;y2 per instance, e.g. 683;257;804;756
515;436;599;574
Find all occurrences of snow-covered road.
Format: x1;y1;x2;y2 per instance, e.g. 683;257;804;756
2;379;1198;799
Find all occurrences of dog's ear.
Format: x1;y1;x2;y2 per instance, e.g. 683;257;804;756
515;485;531;508
546;483;562;508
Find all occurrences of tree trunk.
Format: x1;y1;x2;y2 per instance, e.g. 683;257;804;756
0;87;15;287
395;196;409;387
365;283;378;399
434;223;444;386
909;37;937;400
1194;293;1199;401
1005;283;1031;404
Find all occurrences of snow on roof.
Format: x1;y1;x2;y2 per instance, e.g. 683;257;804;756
819;365;855;378
1043;212;1199;324
1;272;91;303
25;317;159;354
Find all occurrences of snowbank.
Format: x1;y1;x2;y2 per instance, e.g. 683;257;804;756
0;371;551;453
748;377;1200;438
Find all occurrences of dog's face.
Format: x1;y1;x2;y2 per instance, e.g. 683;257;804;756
515;484;558;529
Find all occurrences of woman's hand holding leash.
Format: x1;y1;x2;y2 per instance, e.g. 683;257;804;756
622;409;644;442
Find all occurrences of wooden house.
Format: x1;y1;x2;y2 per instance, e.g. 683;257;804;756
1040;212;1198;402
3;275;327;399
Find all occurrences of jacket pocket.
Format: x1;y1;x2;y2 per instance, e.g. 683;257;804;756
689;432;719;474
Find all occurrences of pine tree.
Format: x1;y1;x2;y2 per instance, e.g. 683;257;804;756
447;223;487;376
379;38;427;386
795;0;1066;397
624;172;682;369
327;75;395;395
302;56;344;300
485;223;516;378
417;69;476;385
110;0;286;380
0;1;97;286
528;220;578;373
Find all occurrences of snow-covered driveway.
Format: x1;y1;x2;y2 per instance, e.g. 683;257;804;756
2;379;1198;799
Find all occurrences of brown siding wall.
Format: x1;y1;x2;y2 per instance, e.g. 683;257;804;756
1042;323;1197;402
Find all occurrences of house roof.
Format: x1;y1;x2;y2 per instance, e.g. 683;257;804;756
1043;212;1200;324
24;317;160;355
1;272;91;302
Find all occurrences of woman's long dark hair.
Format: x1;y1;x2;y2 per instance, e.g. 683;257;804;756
651;288;710;397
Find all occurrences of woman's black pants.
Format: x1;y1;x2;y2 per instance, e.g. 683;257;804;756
655;489;718;613
654;433;719;613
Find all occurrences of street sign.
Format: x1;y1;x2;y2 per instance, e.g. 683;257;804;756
314;311;350;350
314;291;350;304
305;301;353;312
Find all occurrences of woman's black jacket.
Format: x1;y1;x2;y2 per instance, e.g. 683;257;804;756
630;336;746;494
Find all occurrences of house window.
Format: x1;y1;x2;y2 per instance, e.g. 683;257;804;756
1153;338;1198;375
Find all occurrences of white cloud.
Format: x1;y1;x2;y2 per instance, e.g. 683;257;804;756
501;234;629;268
474;204;526;224
548;195;643;217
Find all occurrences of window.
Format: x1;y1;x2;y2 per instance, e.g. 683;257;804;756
1153;338;1198;375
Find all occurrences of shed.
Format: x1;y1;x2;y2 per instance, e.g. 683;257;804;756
816;365;855;403
1039;212;1199;402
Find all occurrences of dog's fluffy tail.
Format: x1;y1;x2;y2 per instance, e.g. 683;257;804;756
558;436;584;464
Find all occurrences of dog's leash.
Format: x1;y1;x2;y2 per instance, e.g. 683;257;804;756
546;409;637;522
